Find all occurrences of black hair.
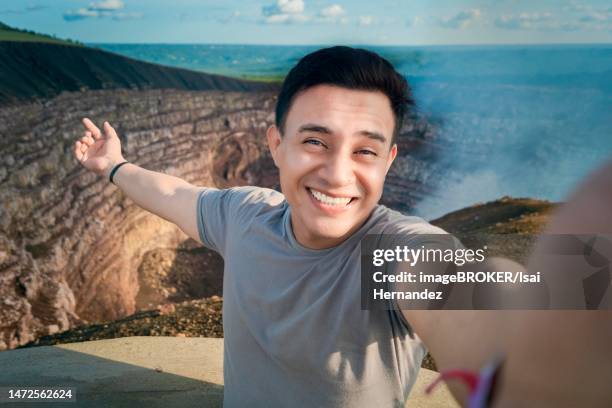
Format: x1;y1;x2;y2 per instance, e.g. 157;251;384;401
275;45;414;145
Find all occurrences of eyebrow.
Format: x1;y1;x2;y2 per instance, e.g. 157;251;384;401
297;123;387;144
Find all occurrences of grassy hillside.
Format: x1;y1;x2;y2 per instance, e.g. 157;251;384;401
0;40;279;105
0;21;82;46
0;21;282;105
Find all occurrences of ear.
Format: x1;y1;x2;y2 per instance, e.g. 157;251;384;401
266;124;282;168
385;143;398;174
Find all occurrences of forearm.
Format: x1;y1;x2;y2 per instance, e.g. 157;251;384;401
75;119;201;233
494;160;612;406
543;159;612;234
435;160;612;407
493;311;612;407
415;310;514;406
431;312;610;406
107;161;193;224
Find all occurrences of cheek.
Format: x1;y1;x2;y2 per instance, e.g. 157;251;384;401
277;150;312;191
358;166;387;199
354;172;385;207
280;150;318;179
291;148;318;166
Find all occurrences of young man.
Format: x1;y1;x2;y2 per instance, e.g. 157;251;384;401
75;46;612;407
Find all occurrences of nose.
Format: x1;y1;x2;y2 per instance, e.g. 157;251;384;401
320;150;356;188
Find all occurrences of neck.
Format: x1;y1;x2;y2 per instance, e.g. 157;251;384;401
289;210;374;250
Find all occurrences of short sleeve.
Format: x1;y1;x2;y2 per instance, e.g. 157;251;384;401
379;219;465;332
196;188;236;254
196;186;283;256
388;231;465;312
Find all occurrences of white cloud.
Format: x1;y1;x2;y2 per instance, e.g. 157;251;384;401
438;9;481;29
263;12;309;24
563;2;592;13
262;0;304;17
278;0;304;14
261;0;349;25
261;0;308;24
495;12;553;29
494;11;611;31
63;7;99;21
89;0;124;12
579;10;611;23
264;13;288;23
63;0;141;22
315;4;347;23
560;2;612;30
319;4;345;18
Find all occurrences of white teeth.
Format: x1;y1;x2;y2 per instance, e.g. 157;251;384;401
310;189;352;206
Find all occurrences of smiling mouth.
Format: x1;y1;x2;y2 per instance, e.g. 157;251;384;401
307;187;356;207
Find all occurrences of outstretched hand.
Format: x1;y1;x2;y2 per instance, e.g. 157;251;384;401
74;118;125;178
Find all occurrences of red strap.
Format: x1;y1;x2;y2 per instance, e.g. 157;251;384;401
425;369;480;395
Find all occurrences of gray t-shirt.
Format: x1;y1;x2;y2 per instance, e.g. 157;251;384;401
196;186;446;407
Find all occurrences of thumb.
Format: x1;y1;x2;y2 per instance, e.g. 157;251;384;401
103;121;119;140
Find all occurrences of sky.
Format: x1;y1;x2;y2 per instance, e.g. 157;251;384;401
1;0;612;45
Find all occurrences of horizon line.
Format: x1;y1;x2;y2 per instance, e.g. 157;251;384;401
87;41;612;47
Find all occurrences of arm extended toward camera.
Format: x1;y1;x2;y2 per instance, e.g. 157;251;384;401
407;160;612;407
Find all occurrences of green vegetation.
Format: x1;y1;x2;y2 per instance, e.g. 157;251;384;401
0;21;84;46
237;74;285;84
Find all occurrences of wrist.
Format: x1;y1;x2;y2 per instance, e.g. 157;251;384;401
106;158;128;182
103;158;121;178
426;356;504;408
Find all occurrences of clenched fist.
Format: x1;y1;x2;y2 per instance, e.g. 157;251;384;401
74;118;125;178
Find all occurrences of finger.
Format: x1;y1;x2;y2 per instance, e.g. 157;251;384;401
89;128;101;141
82;118;102;139
103;121;118;139
74;141;83;161
76;141;87;158
83;131;95;145
80;136;92;147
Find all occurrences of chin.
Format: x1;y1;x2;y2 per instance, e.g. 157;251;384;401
308;222;352;242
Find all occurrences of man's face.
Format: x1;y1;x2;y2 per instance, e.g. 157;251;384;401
267;84;397;249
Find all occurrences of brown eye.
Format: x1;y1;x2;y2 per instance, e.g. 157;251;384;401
357;149;377;156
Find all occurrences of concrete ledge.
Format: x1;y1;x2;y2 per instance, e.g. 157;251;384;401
0;337;457;407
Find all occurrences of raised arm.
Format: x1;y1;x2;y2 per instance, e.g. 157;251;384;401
73;118;205;244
